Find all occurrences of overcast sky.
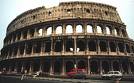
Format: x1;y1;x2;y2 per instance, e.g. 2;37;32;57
0;0;134;50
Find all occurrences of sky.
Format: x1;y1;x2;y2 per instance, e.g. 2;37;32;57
0;0;134;50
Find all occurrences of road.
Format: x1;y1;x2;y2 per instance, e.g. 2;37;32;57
0;75;134;83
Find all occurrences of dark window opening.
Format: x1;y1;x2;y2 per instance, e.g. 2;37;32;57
26;43;32;54
33;42;41;53
13;34;16;42
13;46;18;56
109;42;116;52
65;39;74;52
100;41;107;52
122;30;126;37
88;40;96;51
43;60;50;72
20;44;25;55
45;41;51;52
54;60;62;74
131;46;134;53
29;29;34;37
66;61;74;72
102;61;109;73
17;33;21;40
126;44;130;53
55;40;62;52
76;40;85;51
118;43;124;52
23;31;27;39
90;61;98;74
33;60;40;72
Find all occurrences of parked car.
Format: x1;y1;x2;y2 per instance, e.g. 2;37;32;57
66;68;87;79
101;71;122;79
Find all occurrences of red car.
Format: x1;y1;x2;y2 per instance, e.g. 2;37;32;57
66;68;87;79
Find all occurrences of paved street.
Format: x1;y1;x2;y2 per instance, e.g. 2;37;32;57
0;75;134;83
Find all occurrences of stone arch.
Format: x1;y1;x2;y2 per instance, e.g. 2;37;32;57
87;24;93;33
131;45;134;53
122;29;127;37
106;26;111;35
66;61;74;72
29;29;34;37
54;39;62;52
90;60;98;74
76;39;86;51
56;26;62;34
66;25;73;33
102;61;109;73
114;28;120;36
126;44;130;53
47;27;52;35
130;62;134;74
109;41;116;52
65;39;74;52
99;41;107;52
96;25;103;34
118;42;124;53
54;59;62;74
43;60;51;73
88;40;96;51
76;24;83;33
122;61;128;74
38;28;43;36
113;61;120;71
77;60;87;69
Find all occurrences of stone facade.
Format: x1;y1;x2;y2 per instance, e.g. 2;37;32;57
0;1;134;76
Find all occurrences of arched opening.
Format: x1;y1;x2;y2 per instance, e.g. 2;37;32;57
113;61;120;71
76;39;85;51
122;29;126;37
17;62;22;73
25;62;30;73
122;61;128;74
47;27;52;35
33;42;41;53
118;42;124;53
90;61;98;74
33;60;40;72
106;26;111;35
17;32;21;40
65;39;74;52
43;60;51;73
114;28;120;36
131;46;134;53
66;25;73;34
87;25;93;33
130;62;134;74
66;61;74;72
102;61;109;73
97;25;102;34
38;29;43;36
29;29;34;37
99;41;107;52
54;40;62;52
109;42;116;52
20;43;25;55
88;40;96;51
23;31;27;39
26;42;32;54
45;41;51;52
54;59;62;74
126;44;130;53
76;25;83;33
77;60;86;69
56;26;62;34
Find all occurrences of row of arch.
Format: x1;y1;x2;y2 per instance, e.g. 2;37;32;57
4;23;127;46
1;38;134;59
0;58;134;75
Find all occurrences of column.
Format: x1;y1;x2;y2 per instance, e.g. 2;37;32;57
62;38;65;54
110;61;113;71
39;59;43;72
84;23;87;35
107;41;110;54
62;24;66;35
61;58;65;75
100;60;102;74
50;59;54;75
128;62;132;74
29;61;33;75
87;58;90;75
74;38;77;54
21;62;25;73
97;40;100;54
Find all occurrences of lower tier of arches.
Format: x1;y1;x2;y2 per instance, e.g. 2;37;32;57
0;56;134;76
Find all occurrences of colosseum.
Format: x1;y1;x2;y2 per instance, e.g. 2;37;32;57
0;1;134;76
